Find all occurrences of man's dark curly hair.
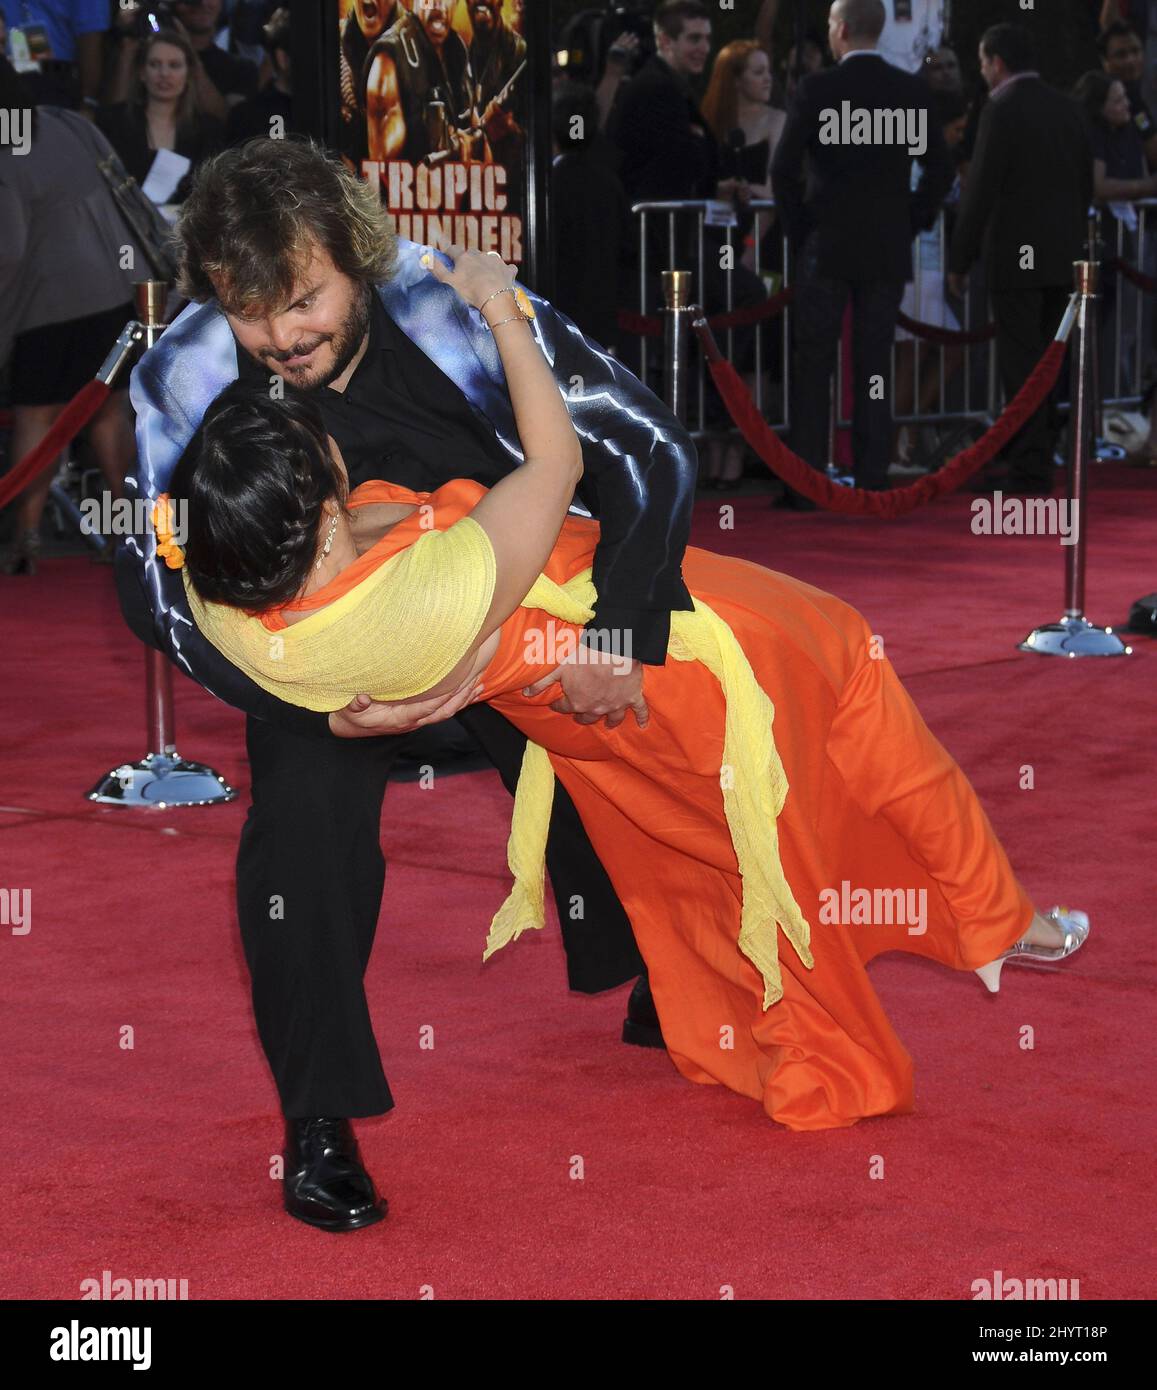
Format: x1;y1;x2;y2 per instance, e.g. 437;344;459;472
174;136;398;313
169;381;345;612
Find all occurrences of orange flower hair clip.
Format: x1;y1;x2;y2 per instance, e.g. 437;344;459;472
152;493;185;570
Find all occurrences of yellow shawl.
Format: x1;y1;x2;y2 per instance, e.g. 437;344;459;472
184;517;498;710
184;516;813;1007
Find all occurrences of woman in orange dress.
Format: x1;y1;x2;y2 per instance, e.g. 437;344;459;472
173;249;1089;1134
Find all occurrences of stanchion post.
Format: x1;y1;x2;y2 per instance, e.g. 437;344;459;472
661;269;694;423
1018;261;1131;658
88;279;238;807
1086;209;1104;445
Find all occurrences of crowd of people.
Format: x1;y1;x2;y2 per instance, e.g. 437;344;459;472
550;0;1157;492
0;0;294;574
0;1;1113;1240
4;0;1157;569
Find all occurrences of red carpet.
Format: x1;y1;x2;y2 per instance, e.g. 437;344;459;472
2;465;1154;1300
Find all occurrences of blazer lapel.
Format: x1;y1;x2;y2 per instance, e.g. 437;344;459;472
379;238;521;454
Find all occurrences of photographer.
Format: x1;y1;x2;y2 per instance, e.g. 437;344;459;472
591;9;648;132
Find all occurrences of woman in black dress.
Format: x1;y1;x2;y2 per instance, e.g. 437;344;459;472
700;40;787;488
97;28;225;212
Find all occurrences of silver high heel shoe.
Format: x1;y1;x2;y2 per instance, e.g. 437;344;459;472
975;905;1090;994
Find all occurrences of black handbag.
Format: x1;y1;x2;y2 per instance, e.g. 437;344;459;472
63;108;179;284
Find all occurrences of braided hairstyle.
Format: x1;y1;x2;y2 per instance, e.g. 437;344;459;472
170;380;345;612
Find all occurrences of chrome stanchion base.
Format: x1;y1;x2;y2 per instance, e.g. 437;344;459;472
87;750;237;808
1018;615;1133;658
824;462;854;488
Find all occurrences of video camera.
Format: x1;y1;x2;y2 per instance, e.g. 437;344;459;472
556;2;656;85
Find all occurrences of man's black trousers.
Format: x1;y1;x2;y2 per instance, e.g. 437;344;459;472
236;703;645;1119
991;284;1072;486
789;244;905;490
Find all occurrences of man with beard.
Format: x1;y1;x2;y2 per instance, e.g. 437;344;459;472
468;0;524;101
339;0;405;167
365;0;476;164
116;138;693;1231
467;0;526;161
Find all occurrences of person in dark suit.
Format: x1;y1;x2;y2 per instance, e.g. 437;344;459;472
948;24;1094;493
607;1;720;219
607;0;767;397
551;80;635;354
772;0;953;500
115;140;694;1231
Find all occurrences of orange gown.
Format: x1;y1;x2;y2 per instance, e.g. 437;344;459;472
279;478;1034;1133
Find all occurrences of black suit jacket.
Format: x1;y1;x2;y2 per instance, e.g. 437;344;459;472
771;53;954;284
949;76;1094;291
608;53;720;204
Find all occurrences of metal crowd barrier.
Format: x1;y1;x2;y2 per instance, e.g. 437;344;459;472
629;197;1155;445
1098;197;1157;410
632;197;790;433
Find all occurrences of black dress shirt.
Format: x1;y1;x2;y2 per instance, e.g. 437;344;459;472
234;293;682;658
231;288;695;667
235;291;515;492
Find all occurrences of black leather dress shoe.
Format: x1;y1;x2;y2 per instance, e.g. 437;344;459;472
621;974;666;1049
283;1117;387;1232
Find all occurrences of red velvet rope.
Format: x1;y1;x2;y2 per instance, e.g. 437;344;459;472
696;325;1068;517
1108;256;1157;293
618;288;995;344
895;310;996;344
0;380;111;510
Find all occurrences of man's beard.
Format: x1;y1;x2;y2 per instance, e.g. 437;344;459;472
268;284;372;392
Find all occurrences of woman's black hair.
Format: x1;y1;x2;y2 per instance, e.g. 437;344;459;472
1072;70;1117;126
168;380;344;612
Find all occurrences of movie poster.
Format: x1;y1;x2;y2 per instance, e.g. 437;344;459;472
336;1;529;268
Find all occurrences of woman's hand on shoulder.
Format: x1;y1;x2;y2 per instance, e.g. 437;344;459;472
421;243;519;314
